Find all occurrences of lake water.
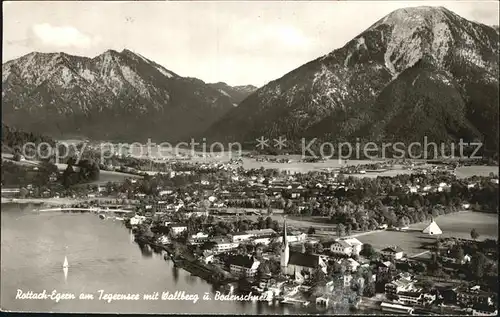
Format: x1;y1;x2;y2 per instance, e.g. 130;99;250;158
1;204;369;314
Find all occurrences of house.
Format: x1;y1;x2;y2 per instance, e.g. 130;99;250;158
455;286;495;308
290;190;301;199
169;223;188;236
385;278;416;299
277;231;307;244
129;215;146;225
202;254;215;264
341;274;364;288
251;234;274;246
461;254;472;264
329;238;363;256
316;296;329;306
230;232;253;243
159;189;174;196
342;258;360;272
213;238;240;253
381;246;404;260
408;186;418;193
329;239;353;256
227;254;260;277
157;235;171;244
245;229;276;238
396;291;436;306
189;232;209;244
422;185;432;192
471;304;498;316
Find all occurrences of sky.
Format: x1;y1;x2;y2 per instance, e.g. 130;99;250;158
3;1;499;87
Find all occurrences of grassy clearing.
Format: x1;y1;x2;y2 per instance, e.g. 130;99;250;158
356;211;498;257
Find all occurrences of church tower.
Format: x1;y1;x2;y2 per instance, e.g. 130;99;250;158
280;216;290;274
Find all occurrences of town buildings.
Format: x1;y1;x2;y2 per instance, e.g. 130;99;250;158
381;246;404;260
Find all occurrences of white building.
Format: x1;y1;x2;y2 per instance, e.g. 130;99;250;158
159;189;173;196
169;223;188;236
213;239;240;253
189;232;209;244
329;238;363;256
422;219;442;235
129;215;146;225
251;235;274;246
231;232;253;243
277;231;307;244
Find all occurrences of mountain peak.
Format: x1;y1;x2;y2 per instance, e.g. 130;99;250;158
371;6;452;30
101;49;121;57
2;49;236;141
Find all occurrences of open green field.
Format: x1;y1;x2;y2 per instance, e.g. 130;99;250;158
409;211;498;240
356;211;498;257
455;166;498;178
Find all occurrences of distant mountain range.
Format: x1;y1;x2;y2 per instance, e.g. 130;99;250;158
2;49;256;142
205;6;499;153
2;6;498;154
207;82;258;106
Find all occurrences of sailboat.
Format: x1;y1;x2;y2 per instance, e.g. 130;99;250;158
63;256;69;268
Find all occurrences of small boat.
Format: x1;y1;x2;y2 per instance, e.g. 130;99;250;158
99;214;106;219
63;256;69;268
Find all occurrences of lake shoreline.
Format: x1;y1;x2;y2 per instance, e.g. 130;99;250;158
1;197;86;207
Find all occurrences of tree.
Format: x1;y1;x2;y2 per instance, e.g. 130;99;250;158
13;151;22;161
19;187;28;198
307;227;316;234
420;280;434;292
316;243;324;254
363;282;376;297
267;206;273;215
311;266;327;286
471;253;487;279
453;246;465;264
62;164;74;188
470;228;480;241
360;243;375;258
346;224;352;236
398;217;406;228
337;224;345;237
305;243;314;254
256;261;271;281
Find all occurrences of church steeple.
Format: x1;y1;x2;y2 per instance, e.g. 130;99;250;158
280;216;290;273
282;216;288;247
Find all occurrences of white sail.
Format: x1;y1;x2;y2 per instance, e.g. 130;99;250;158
63;256;69;268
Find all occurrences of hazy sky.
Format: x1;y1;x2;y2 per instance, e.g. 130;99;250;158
3;1;499;86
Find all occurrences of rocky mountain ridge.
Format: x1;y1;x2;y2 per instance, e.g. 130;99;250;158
2;49;253;142
205;6;499;153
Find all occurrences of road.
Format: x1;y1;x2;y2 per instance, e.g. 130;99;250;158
409;250;431;258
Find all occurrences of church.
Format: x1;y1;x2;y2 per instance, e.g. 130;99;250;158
280;217;327;279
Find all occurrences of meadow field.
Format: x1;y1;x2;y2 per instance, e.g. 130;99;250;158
356;211;498;258
408;211;498;240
